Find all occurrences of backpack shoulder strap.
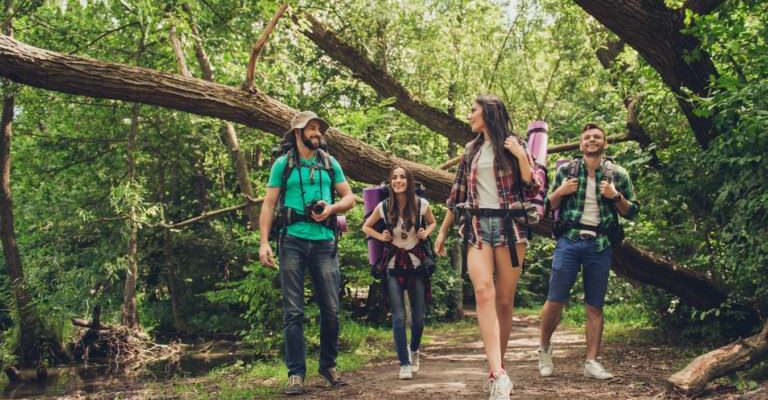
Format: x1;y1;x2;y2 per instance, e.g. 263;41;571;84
381;198;391;229
278;151;296;207
600;158;615;183
567;158;581;179
318;150;337;198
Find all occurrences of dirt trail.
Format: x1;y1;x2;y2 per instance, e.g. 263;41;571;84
294;316;764;400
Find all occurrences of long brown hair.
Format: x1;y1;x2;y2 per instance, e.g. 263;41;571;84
466;95;520;176
387;165;419;231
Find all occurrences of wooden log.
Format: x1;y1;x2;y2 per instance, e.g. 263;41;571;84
668;319;768;394
0;34;454;201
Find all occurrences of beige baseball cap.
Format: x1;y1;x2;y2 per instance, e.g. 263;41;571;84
288;111;330;134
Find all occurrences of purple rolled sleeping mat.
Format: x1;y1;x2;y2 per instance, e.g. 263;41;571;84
526;121;549;217
363;185;386;266
553;159;570;222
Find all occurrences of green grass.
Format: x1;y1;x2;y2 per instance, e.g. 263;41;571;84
155;320;393;399
559;302;660;344
148;304;665;398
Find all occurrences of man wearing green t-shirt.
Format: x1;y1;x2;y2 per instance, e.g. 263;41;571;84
259;111;355;395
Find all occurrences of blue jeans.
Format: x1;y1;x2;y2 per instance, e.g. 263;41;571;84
279;234;341;377
386;271;426;366
547;237;613;308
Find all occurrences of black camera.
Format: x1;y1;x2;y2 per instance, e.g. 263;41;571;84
306;200;325;215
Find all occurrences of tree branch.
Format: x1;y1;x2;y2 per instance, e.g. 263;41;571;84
158;196;263;229
293;12;474;144
244;3;288;91
682;0;726;16
574;0;719;148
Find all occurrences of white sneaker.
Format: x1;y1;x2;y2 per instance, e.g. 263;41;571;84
538;344;554;377
409;348;420;373
584;359;614;380
399;364;413;380
488;371;513;400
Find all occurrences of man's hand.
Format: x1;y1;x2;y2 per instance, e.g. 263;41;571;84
599;181;619;199
259;242;276;268
310;200;333;222
557;178;579;197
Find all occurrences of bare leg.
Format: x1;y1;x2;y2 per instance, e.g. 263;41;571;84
540;300;565;349
467;244;503;374
585;304;604;360
495;243;524;361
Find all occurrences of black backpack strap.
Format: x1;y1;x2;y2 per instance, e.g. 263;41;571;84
567;158;581;179
600;158;615;183
381;198;391;231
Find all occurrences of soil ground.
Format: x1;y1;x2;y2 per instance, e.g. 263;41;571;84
7;314;766;399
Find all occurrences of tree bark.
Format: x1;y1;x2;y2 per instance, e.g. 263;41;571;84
574;0;721;148
0;34;454;200
158;164;185;333
668;319;768;394
294;12;475;144
450;243;464;320
121;103;140;329
0;34;743;313
244;3;289;91
0;0;67;366
169;19;259;230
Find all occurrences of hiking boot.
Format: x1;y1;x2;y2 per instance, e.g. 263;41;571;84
399;364;413;380
409;348;420;373
488;371;513;400
318;367;347;387
538;344;554;377
284;375;304;395
584;359;614;380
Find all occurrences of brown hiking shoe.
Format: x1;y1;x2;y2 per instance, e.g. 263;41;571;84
284;375;304;395
318;367;346;387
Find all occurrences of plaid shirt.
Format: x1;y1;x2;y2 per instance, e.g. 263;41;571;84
446;137;542;247
446;137;541;210
551;158;639;252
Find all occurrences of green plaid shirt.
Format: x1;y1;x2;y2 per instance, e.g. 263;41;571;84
551;158;639;252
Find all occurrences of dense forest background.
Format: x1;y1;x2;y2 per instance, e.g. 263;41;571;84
0;0;766;396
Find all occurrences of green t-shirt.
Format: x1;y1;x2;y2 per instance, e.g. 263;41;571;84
267;152;346;241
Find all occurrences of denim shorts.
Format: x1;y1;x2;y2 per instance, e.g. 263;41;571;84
473;216;524;248
547;236;613;308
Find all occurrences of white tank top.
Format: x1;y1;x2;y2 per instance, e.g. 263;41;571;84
579;176;600;235
476;141;500;209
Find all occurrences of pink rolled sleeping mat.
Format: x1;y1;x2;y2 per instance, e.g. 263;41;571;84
363;186;386;266
526;121;549;216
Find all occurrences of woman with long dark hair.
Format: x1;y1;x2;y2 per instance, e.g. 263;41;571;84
434;95;539;399
362;165;437;380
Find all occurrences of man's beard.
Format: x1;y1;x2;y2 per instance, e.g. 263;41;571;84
583;145;605;157
302;132;321;150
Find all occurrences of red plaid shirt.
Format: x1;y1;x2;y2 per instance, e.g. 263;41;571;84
447;136;541;210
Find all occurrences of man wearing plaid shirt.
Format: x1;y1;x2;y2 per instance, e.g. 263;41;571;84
537;123;639;380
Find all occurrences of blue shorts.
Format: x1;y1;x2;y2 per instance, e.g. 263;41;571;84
547;237;613;308
473;216;524;248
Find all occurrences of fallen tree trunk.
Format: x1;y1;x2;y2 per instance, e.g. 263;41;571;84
668;319;768;394
0;34;454;200
0;34;742;314
612;242;729;310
